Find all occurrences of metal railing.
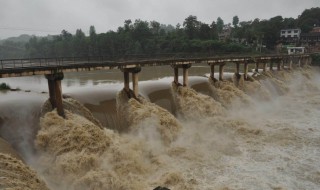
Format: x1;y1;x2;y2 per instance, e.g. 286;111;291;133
0;53;311;72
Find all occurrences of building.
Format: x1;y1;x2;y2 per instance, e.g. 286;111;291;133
311;27;320;33
280;29;301;45
218;26;232;41
299;26;320;52
287;47;305;55
300;32;320;52
280;29;301;38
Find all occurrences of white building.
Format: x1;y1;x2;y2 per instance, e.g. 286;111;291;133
287;47;305;55
280;29;301;38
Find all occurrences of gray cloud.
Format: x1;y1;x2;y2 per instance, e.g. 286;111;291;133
0;0;319;39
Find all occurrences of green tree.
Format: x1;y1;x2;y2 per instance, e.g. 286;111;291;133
124;19;132;32
199;23;211;40
217;17;224;33
297;7;320;32
232;16;239;27
150;21;160;35
210;21;218;40
89;26;98;55
73;29;88;56
183;15;200;39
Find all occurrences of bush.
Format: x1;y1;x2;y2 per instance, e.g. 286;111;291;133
311;53;320;66
0;83;11;90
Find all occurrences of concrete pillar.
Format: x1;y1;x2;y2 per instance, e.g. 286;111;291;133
308;56;312;65
174;67;179;84
121;67;141;98
289;58;293;70
123;71;130;93
277;60;281;71
183;67;188;87
304;57;310;66
54;80;64;117
302;57;307;67
269;62;274;71
255;62;259;72
47;79;56;109
263;62;267;72
219;64;225;81
236;63;240;75
45;72;65;118
210;65;215;80
281;59;285;70
244;62;249;80
172;63;191;86
132;72;139;98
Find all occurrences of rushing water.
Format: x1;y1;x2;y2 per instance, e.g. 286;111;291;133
0;64;320;190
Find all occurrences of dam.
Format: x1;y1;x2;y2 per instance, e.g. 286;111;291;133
0;54;319;190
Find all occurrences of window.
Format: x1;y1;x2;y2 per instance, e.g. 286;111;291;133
281;31;285;34
288;30;292;33
294;35;298;37
294;30;299;33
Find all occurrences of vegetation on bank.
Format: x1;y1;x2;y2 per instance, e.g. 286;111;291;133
0;83;11;90
0;7;319;59
311;53;320;66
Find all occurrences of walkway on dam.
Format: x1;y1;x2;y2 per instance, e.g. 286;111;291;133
0;54;310;78
0;53;312;118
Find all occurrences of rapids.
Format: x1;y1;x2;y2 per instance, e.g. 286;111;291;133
0;66;320;190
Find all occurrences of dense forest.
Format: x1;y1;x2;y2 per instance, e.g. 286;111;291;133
0;7;319;59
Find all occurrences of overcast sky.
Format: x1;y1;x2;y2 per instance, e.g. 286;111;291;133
0;0;319;39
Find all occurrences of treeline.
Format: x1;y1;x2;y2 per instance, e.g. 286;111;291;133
25;20;252;58
1;7;319;59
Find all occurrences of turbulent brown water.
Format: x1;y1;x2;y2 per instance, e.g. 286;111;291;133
116;89;182;145
1;66;320;190
0;138;49;190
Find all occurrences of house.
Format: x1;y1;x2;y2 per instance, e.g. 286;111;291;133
311;27;320;33
287;47;305;55
300;27;320;52
280;29;301;45
218;26;232;41
280;29;301;38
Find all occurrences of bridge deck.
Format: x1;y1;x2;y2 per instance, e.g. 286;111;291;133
0;54;309;78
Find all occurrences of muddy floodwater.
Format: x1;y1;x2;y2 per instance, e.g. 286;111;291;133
0;64;320;190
